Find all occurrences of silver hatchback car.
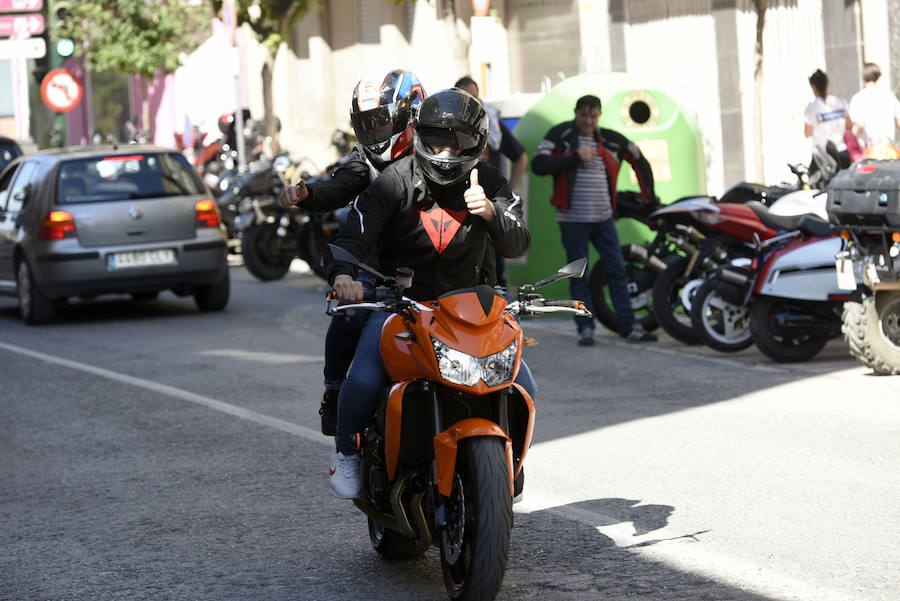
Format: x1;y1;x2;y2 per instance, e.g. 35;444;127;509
0;145;229;324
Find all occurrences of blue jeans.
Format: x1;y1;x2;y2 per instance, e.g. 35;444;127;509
335;311;539;454
558;220;635;334
323;273;376;390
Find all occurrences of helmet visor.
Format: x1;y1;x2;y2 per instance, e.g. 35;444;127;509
418;126;482;155
352;105;394;148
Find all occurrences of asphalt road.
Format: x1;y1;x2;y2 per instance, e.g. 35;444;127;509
1;261;897;601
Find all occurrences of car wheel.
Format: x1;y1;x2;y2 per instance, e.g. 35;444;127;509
194;268;230;311
16;259;55;325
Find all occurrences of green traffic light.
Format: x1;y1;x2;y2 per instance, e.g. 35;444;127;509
56;38;75;58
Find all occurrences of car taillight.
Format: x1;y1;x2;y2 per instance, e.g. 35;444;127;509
38;210;76;240
195;199;220;227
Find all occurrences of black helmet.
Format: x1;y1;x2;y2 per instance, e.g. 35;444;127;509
350;70;426;169
413;88;488;186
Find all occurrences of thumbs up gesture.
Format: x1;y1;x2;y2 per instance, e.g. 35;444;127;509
463;168;494;222
279;179;308;208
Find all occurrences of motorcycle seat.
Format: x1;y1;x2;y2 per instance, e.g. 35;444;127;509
745;200;830;235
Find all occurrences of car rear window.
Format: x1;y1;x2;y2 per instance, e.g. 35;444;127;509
57;152;204;204
0;143;22;173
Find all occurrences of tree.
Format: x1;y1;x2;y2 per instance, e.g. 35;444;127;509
751;0;767;182
54;0;210;140
209;0;317;147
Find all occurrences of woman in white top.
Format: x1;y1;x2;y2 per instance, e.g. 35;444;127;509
803;69;852;171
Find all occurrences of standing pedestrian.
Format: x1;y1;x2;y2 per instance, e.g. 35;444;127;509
531;94;657;346
803;69;852;171
849;62;900;149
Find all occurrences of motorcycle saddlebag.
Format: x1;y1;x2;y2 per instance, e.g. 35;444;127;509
826;160;900;227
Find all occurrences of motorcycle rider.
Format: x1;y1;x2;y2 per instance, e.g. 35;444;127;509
326;88;532;499
278;69;426;436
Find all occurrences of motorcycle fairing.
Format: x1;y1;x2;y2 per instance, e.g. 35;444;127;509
383;377;535;489
754;236;844;300
380;291;523;392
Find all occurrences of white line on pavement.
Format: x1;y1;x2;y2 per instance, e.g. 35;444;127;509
0;340;328;447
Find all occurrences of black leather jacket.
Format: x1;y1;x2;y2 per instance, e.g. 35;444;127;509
326;156;530;301
302;144;377;213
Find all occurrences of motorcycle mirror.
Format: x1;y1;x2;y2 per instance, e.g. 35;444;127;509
328;244;393;283
521;257;588;292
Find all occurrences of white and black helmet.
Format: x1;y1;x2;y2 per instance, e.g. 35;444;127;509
413;88;488;186
350;69;426;169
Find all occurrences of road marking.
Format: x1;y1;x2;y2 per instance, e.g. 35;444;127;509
198;349;322;364
0;340;872;601
0;340;328;447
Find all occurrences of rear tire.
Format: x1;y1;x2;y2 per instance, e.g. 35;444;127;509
749;296;828;362
843;292;900;375
241;223;293;281
588;249;659;334
16;259;54;325
652;256;701;345
368;517;426;561
440;437;512;601
690;279;753;352
194;268;230;311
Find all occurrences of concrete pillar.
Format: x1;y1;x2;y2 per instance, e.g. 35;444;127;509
712;0;745;188
608;0;626;73
822;0;863;101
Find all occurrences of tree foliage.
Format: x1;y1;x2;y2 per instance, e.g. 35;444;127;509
54;0;211;80
209;0;318;55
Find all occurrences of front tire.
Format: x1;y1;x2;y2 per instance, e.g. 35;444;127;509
440;437;512;601
690;279;753;352
17;259;54;325
843;292;900;375
588;248;659;334
241;223;293;281
749;296;828;362
652;256;701;345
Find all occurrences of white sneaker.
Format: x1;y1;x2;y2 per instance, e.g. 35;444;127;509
329;451;362;499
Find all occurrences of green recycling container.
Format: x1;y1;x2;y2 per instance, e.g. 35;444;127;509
507;72;706;290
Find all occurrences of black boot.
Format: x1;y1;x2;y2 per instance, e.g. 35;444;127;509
319;388;339;436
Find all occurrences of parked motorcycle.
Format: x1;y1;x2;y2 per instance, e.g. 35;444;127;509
215;154;291;254
747;229;845;362
653;157;836;348
589;170;810;338
240;132;356;281
327;245;590;601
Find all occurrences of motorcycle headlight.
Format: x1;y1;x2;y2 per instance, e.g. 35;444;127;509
431;337;517;388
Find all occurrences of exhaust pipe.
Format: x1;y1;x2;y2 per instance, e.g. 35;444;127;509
625;244;668;274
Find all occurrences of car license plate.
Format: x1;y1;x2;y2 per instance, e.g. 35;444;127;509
835;257;856;290
109;249;176;270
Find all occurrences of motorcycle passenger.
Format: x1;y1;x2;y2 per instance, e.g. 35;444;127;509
278;69;426;436
326;88;532;499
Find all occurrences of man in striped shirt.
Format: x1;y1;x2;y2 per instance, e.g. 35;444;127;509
532;94;658;346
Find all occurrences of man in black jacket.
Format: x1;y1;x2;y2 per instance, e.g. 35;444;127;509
325;88;531;499
279;69;425;436
532;94;657;346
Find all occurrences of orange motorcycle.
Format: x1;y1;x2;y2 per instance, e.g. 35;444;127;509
327;245;589;601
